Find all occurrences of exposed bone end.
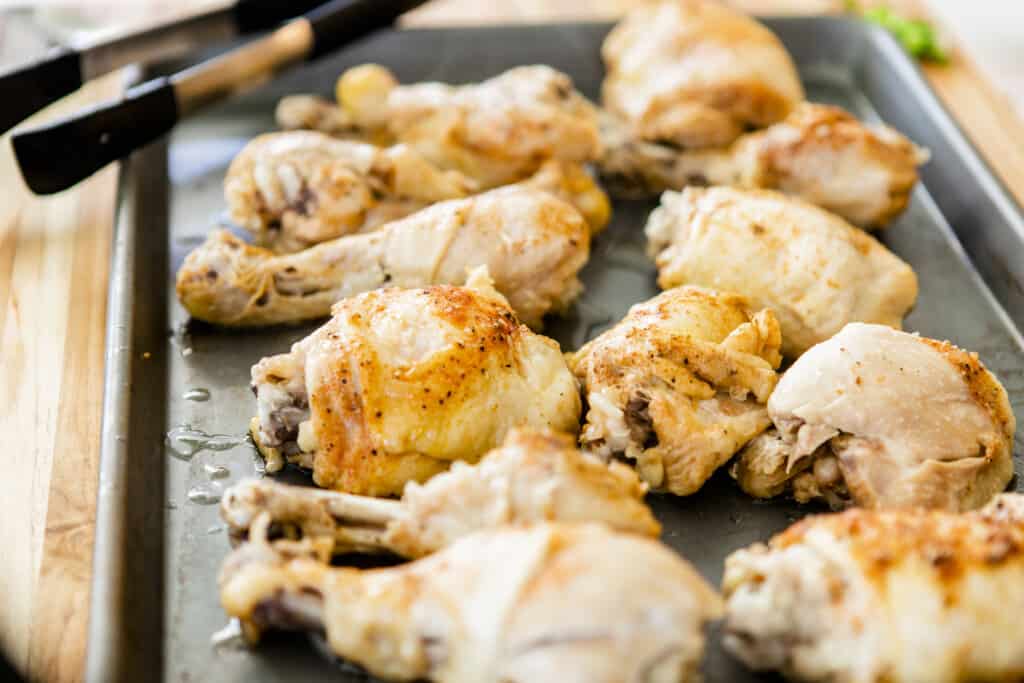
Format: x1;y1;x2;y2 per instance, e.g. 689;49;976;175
336;64;399;131
221;478;401;554
219;521;335;644
249;416;285;474
176;230;276;326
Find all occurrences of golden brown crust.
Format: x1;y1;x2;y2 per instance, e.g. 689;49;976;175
921;337;1017;445
775;505;1024;581
251;281;581;496
570;286;782;495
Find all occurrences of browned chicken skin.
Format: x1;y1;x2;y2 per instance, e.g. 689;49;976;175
568;286;782;496
221;522;723;683
601;102;927;228
250;277;581;496
723;494;1024;683
221;429;660;558
601;0;803;151
732;323;1015;511
176;186;591;329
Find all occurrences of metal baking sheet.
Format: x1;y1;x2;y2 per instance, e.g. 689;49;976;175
87;18;1024;683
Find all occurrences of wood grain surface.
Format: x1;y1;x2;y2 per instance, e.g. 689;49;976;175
2;1;1023;681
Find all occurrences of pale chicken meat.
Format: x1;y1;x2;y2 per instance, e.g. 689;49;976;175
568;286;783;496
225;131;477;253
601;102;927;228
602;0;803;151
722;494;1024;683
249;277;581;496
221;429;660;558
731;323;1015;511
221;522;723;683
646;187;919;357
176;186;590;329
328;64;602;189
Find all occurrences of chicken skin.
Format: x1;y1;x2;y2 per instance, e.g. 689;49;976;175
221;429;660;558
221;522;723;683
722;494;1024;683
601;103;927;228
227;128;609;250
249;276;581;496
568;286;783;496
601;0;803;151
731;323;1016;512
326;64;602;189
176;186;590;329
646;187;918;357
225;131;476;252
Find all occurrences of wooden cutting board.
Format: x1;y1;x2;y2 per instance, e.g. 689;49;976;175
2;1;1022;681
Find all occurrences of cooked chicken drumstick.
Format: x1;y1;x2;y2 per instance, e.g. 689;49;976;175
646;187;918;357
250;276;581;496
227;129;609;251
221;522;723;683
225;131;477;252
722;494;1024;683
732;323;1015;512
176;186;590;329
568;286;783;496
330;63;602;189
601;103;927;228
601;0;803;151
222;429;660;558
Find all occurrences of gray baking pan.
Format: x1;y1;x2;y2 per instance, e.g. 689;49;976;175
86;18;1024;683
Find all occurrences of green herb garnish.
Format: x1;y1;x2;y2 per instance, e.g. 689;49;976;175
847;3;948;63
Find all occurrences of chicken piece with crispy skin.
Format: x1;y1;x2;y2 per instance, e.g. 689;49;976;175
333;64;602;189
601;0;803;151
230;127;609;249
601;102;927;228
225;131;478;253
568;286;782;496
249;276;581;496
176;186;590;329
732;323;1015;511
722;494;1024;683
221;522;722;683
221;429;660;558
646;186;918;357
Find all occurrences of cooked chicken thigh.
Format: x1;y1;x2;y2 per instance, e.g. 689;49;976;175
222;429;660;558
601;103;927;228
328;64;601;189
722;494;1024;683
602;0;803;151
646;187;918;357
732;323;1015;511
249;276;581;496
176;186;590;329
221;522;723;683
568;286;782;496
225;131;476;252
